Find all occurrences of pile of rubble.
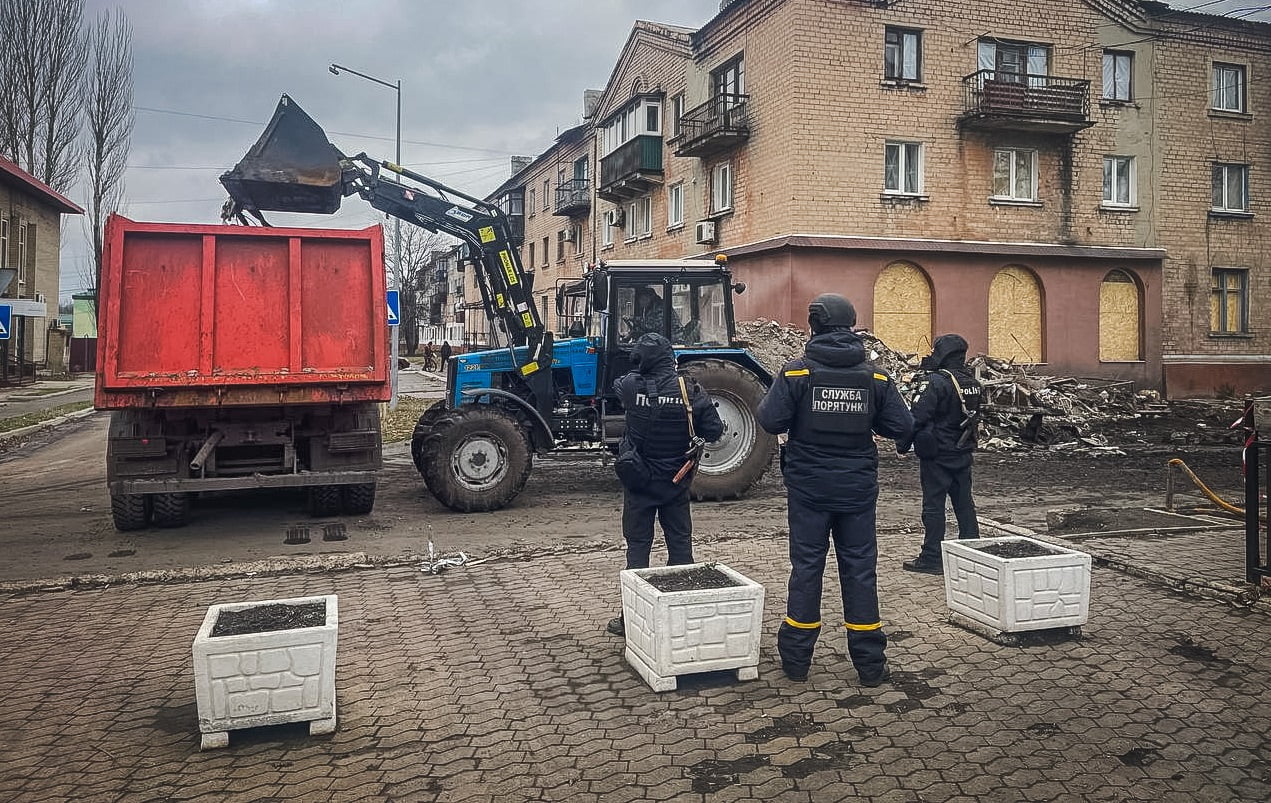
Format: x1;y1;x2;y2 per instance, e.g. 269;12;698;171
735;319;1170;453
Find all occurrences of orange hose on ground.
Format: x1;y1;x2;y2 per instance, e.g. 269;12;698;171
1167;457;1266;522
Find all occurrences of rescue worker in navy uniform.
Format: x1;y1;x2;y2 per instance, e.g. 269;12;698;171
608;332;724;635
757;294;914;685
897;334;983;574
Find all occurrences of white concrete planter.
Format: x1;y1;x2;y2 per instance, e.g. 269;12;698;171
943;537;1091;636
620;563;763;692
192;594;338;749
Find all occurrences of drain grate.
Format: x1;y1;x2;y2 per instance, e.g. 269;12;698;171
284;526;310;545
322;523;348;542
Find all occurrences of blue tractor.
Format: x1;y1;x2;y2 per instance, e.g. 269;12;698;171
221;95;776;512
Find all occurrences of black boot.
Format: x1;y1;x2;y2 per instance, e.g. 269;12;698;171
902;557;943;575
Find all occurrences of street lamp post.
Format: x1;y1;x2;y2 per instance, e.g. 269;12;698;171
329;62;403;408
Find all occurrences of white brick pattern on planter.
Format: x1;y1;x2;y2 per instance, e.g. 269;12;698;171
193;594;338;749
620;563;763;692
944;538;1091;633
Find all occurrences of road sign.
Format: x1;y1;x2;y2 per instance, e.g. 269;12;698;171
5;299;46;317
0;305;10;340
386;290;400;327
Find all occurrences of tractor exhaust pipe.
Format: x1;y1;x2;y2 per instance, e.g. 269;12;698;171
190;431;225;473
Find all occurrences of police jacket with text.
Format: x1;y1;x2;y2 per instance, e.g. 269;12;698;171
615;334;724;479
897;334;982;465
757;329;914;511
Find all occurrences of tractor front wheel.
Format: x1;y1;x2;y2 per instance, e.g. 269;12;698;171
684;359;776;501
417;406;533;512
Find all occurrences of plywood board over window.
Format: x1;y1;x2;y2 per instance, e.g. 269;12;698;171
872;261;932;355
988;266;1043;363
1099;270;1141;361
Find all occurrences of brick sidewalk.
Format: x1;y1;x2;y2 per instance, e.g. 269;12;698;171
1;531;1268;802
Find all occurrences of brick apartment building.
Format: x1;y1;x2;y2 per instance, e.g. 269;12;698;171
0;156;83;382
473;0;1269;397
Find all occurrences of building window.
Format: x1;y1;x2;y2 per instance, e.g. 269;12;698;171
527;241;535;268
884;27;921;81
992;148;1037;201
711;161;734;213
1210;268;1248;334
1102;156;1135;207
17;222;28;288
602;212;615;247
556;230;565;262
1212;63;1246;113
713;54;745;98
571;223;583;254
979;40;1049;84
527;188;536;216
668;182;684;227
625;196;652;240
1212;163;1249;212
600;96;663;156
541;236;549;266
1102;50;1132;101
0;217;8;275
884;141;923;195
670;93;684;138
542;180;550;210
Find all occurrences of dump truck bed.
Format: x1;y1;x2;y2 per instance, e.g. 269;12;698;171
96;215;390;409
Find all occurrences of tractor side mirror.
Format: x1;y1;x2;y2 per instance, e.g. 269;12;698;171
733;282;747;295
555;294;565;317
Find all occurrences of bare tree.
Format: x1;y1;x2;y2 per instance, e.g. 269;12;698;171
83;8;133;305
388;226;450;356
0;0;87;191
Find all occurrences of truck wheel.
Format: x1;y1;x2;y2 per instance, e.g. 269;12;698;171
111;493;150;531
418;406;532;512
410;400;450;474
342;483;376;515
683;359;776;501
308;485;342;517
151;492;191;528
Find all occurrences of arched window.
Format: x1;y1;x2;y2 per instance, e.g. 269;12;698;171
1099;269;1142;361
872;261;933;354
988;266;1043;363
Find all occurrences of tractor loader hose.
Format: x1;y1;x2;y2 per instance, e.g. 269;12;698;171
1167;457;1266;522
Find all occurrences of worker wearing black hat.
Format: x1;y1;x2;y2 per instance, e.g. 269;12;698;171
757;294;914;685
897;334;983;574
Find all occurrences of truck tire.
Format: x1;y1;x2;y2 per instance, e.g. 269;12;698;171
342;483;377;515
417;406;532;512
111;493;150;531
151;492;191;528
683;359;776;501
308;485;342;517
410;400;451;474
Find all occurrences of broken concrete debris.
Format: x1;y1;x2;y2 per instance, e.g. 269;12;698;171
734;319;1188;453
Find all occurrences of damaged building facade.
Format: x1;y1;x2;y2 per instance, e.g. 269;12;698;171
479;0;1270;398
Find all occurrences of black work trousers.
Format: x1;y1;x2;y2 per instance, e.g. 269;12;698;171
918;456;979;563
622;478;693;569
777;500;887;677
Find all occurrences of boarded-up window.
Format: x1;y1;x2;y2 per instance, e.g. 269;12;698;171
872;261;932;354
1099;270;1141;361
987;266;1043;363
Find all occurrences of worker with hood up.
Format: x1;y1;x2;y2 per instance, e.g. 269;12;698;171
757;293;913;686
608;333;724;636
896;334;983;574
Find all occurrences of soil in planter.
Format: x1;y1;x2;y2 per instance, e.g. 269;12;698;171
211;601;326;637
970;541;1061;559
644;565;740;592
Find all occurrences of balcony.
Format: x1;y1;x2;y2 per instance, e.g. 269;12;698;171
673;94;751;158
598;134;663;203
554;178;591;217
959;71;1092;134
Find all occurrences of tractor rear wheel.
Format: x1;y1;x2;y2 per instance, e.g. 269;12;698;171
410;400;450;474
683;359;776;501
417;406;532;512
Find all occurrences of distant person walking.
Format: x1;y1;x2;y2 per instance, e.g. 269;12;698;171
440;341;453;368
897;334;983;574
757;293;913;686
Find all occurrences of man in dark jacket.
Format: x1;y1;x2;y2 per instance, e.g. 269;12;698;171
440;341;453;367
757;294;914;686
897;334;983;574
608;333;724;635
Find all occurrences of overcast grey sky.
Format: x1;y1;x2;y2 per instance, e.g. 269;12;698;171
59;0;1271;296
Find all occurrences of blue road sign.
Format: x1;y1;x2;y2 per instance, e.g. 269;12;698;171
386;290;400;327
0;305;10;340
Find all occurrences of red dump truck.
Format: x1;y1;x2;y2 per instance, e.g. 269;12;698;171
95;215;389;530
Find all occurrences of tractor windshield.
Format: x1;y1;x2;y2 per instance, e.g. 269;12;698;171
670;281;729;347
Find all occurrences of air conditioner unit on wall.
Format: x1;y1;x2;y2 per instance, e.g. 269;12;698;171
563;229;576;243
604;208;625;227
694;220;717;245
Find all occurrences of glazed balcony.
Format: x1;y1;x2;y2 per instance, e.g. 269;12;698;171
597;135;663;203
553;178;591;217
673;94;751;158
959;70;1092;134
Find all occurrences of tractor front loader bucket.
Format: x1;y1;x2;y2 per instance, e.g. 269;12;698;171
220;94;345;214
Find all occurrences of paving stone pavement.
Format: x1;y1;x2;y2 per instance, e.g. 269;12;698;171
1;530;1269;802
1066;528;1250;589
